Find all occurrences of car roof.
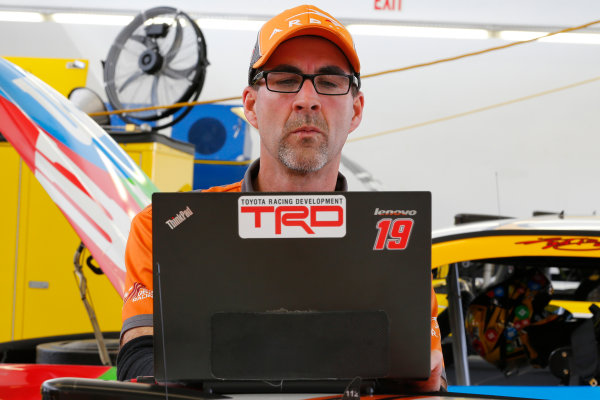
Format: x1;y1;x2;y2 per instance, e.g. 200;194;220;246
433;215;600;241
430;215;600;267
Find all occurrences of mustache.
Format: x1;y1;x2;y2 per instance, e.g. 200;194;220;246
283;114;329;134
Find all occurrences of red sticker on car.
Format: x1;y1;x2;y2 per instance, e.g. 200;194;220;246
516;237;600;251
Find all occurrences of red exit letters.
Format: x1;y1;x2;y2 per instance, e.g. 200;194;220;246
374;0;402;11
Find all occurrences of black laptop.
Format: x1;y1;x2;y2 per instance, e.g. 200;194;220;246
152;191;432;390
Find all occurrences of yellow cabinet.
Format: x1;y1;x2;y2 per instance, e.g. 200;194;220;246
1;137;194;341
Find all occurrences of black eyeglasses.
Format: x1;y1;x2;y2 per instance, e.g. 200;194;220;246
251;70;361;95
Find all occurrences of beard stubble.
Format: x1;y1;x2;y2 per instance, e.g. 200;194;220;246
278;114;330;174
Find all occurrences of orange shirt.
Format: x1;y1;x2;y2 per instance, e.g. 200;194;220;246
121;181;242;334
121;179;442;358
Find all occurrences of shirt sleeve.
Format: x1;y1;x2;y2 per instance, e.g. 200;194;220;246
431;283;447;384
431;284;442;353
121;205;154;337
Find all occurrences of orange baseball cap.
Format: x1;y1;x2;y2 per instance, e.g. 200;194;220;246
248;5;360;84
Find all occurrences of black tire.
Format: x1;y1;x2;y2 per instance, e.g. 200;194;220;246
0;332;119;364
36;339;120;365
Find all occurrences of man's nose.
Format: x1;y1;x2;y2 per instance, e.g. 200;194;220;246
292;78;321;112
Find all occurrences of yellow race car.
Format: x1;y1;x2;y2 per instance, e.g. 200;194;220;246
431;213;600;384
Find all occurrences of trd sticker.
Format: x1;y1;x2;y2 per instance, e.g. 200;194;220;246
238;195;346;238
516;237;600;251
373;218;414;250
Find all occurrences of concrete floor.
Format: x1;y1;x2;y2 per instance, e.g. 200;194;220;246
446;355;562;386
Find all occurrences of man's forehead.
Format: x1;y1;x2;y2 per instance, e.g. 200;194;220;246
267;64;348;76
264;36;352;72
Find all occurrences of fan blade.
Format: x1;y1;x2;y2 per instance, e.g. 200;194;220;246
163;15;183;63
162;65;195;80
151;75;160;107
118;70;145;94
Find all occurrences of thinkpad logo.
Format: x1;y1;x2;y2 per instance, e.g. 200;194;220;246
165;206;193;230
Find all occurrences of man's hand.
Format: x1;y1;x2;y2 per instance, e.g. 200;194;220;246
410;349;446;392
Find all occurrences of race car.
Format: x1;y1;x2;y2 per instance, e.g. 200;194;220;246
431;213;600;384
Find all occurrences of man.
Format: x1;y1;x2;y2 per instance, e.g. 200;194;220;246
117;4;446;391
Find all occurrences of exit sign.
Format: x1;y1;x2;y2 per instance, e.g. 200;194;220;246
374;0;402;11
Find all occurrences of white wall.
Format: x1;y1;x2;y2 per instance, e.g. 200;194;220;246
1;0;600;228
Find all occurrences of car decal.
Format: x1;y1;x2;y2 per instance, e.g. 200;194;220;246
0;58;157;297
515;237;600;251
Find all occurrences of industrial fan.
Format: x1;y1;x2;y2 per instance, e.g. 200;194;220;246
103;6;208;130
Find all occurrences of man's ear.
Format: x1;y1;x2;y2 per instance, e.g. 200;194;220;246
242;86;259;129
348;91;365;134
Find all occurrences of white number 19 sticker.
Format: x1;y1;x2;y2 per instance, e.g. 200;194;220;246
373;218;414;250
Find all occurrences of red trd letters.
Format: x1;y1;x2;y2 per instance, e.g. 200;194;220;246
241;205;344;234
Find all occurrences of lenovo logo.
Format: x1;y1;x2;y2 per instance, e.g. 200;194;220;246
238;195;346;238
374;207;417;216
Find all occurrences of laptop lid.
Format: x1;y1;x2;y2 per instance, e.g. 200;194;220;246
153;191;431;386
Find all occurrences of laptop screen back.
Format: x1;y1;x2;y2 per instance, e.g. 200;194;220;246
152;191;431;386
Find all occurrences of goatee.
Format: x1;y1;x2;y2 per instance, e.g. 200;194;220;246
279;115;329;173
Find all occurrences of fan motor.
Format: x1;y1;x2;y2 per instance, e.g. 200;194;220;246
139;49;163;74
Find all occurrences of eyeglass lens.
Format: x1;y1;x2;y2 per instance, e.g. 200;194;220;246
266;72;350;95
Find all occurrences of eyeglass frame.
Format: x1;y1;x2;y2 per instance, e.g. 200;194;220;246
250;70;361;95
